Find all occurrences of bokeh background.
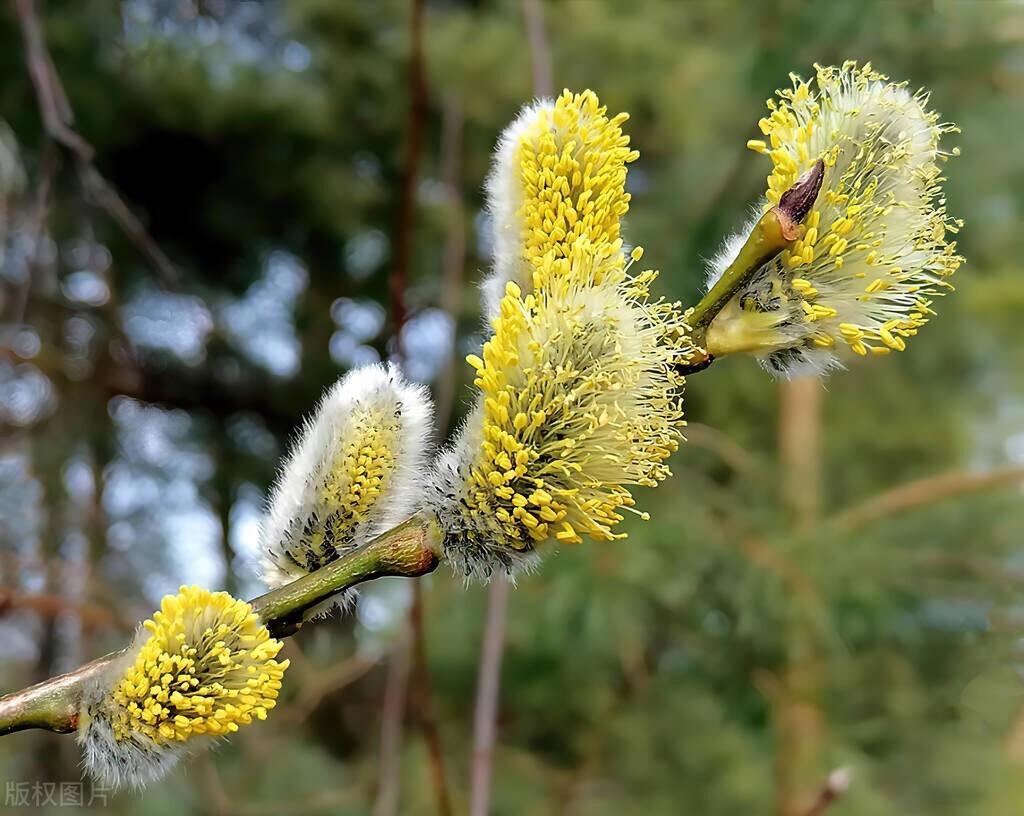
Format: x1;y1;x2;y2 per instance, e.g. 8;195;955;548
1;1;1023;814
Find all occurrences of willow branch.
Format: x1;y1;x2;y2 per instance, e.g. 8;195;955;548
0;513;443;737
680;160;824;371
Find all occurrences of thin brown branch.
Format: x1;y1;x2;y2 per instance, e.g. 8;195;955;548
387;0;428;356
432;95;467;435
13;0;93;159
521;0;553;97
376;2;452;813
469;577;510;816
779;377;823;534
410;584;453;816
775;376;826;816
197;754;234;816
374;623;413;816
283;655;378;725
685;421;761;477
0;586;125;632
827;466;1024;535
13;0;180;287
77;165;180;287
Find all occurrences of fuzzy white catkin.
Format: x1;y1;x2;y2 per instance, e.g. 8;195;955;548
480;98;549;319
259;363;433;611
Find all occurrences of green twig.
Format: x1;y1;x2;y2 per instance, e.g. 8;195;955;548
685;159;825;356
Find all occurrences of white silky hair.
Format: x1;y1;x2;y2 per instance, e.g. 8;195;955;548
77;649;185;789
480;97;553;319
258;363;434;612
704;206;763;293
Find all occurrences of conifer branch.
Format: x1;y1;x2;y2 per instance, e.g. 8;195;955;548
827;466;1024;534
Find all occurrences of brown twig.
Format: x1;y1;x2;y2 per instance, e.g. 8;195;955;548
197;754;234;816
684;421;761;478
387;0;428;356
283;655;378;725
374;623;413;816
779;377;823;534
469;577;510;816
827;466;1024;535
13;0;93;159
775;377;826;816
77;165;180;286
409;584;453;816
12;0;180;287
0;586;124;632
432;95;467;436
521;0;553;98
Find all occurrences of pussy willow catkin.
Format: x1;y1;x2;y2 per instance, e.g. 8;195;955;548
78;586;288;788
259;363;432;611
704;61;962;377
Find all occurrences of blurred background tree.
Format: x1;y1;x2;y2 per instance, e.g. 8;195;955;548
1;1;1023;814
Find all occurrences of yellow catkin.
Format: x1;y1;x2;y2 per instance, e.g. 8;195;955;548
710;61;963;368
460;244;689;549
515;90;638;290
110;586;288;744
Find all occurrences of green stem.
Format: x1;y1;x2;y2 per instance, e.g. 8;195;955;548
251;513;444;637
0;653;121;737
685;158;825;355
0;512;444;736
688;207;794;344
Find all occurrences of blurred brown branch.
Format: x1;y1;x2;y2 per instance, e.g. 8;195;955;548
468;2;554;814
685;421;762;477
828;466;1024;535
774;377;827;816
0;586;125;632
284;655;378;725
377;1;452;814
12;0;180;287
432;95;467;436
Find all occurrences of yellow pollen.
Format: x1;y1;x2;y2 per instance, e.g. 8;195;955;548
109;587;288;744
